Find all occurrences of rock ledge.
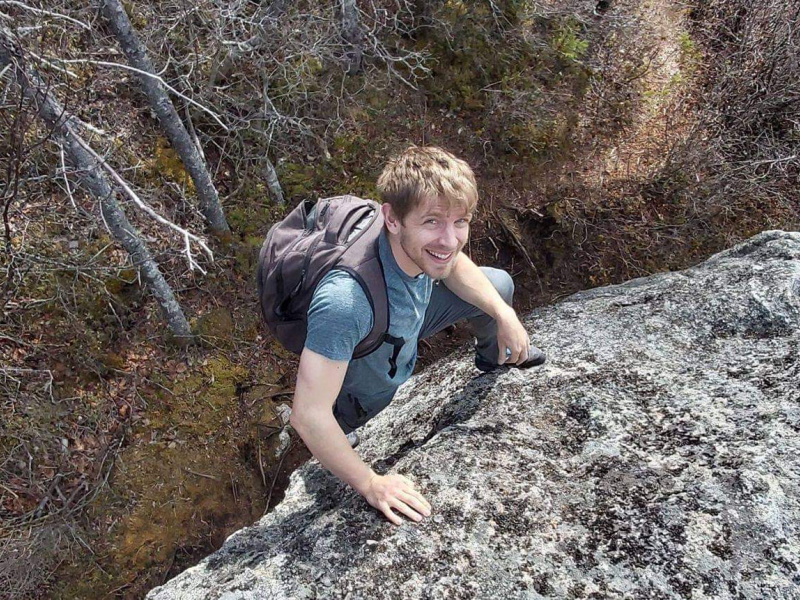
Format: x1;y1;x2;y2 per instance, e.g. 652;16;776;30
149;231;800;600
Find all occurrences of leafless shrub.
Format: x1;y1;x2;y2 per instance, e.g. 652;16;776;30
688;0;799;209
118;0;431;178
0;521;77;599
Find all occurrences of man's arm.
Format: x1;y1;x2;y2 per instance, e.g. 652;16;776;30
289;347;431;525
442;252;531;365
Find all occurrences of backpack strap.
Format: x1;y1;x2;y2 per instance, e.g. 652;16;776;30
383;333;406;378
337;226;390;360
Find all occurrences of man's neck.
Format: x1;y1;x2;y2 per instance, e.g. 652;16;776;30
385;230;422;278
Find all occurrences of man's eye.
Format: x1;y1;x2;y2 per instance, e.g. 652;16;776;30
425;219;438;225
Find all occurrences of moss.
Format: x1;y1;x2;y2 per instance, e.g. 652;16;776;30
121;1;148;29
232;234;266;277
274;147;376;202
149;137;195;191
103;268;138;295
237;311;262;344
52;351;280;597
277;162;319;199
194;308;235;343
677;31;701;75
144;356;250;434
333;130;367;154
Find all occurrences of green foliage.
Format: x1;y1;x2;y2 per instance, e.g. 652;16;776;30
227;206;262;236
416;5;593;163
677;31;701;73
274;129;378;202
421;2;539;112
552;21;589;62
278;162;319;199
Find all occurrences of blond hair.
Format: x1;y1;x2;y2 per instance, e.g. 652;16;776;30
376;146;478;222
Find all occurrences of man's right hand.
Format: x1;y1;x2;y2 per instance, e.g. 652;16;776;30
360;473;432;525
291;348;433;526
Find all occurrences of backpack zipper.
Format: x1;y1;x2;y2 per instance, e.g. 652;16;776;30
297;235;322;292
319;199;331;223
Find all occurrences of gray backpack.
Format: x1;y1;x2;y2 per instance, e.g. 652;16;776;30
257;196;396;360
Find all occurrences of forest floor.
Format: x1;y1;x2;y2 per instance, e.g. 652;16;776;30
1;1;797;599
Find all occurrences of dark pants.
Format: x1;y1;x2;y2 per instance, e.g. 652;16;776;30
419;267;514;362
333;267;514;432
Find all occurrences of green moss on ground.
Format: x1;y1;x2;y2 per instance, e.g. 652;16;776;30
150;137;195;191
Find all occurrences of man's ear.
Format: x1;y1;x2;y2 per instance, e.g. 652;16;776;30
382;203;402;234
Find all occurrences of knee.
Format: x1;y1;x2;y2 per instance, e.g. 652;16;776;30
481;267;514;305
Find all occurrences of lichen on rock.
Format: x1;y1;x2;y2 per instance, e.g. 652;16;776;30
148;231;800;600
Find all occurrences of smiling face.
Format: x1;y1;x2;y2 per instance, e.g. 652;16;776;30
382;197;472;280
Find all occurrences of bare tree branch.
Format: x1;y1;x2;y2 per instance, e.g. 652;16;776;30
61;58;228;131
99;0;231;240
72;134;214;273
0;1;91;31
0;25;193;339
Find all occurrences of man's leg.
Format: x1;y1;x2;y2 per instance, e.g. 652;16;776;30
332;391;368;434
332;389;395;434
331;391;373;447
420;267;514;364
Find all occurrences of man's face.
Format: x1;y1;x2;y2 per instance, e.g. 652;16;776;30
383;197;472;280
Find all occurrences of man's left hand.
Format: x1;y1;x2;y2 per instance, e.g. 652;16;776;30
494;305;530;365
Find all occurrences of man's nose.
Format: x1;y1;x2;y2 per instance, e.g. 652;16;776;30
439;224;458;248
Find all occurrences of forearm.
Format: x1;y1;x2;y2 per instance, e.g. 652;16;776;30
291;407;375;495
442;252;512;319
290;348;375;495
291;343;431;524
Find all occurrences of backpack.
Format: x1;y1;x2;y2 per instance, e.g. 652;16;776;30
256;195;393;360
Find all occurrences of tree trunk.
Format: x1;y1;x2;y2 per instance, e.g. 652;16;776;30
263;156;285;205
0;28;193;341
100;0;231;241
339;0;363;75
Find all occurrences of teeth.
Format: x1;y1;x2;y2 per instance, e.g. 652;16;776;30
428;250;451;260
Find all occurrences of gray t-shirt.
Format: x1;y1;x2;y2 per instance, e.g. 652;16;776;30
305;230;433;420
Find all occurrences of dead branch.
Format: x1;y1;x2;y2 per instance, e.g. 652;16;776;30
99;0;231;239
0;0;90;31
0;25;193;339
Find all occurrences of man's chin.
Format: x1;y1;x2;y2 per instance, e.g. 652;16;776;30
423;262;454;280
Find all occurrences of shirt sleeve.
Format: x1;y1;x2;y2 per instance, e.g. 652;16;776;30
305;270;374;362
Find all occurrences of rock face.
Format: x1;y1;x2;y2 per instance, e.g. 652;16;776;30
149;231;800;600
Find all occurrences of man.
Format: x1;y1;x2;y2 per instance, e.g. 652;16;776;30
289;146;545;525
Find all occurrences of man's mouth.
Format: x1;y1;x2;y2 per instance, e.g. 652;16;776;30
425;249;453;263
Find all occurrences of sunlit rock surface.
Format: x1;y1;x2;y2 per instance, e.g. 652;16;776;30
149;231;800;599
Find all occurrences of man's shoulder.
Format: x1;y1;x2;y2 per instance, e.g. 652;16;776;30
311;269;374;318
306;269;375;360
